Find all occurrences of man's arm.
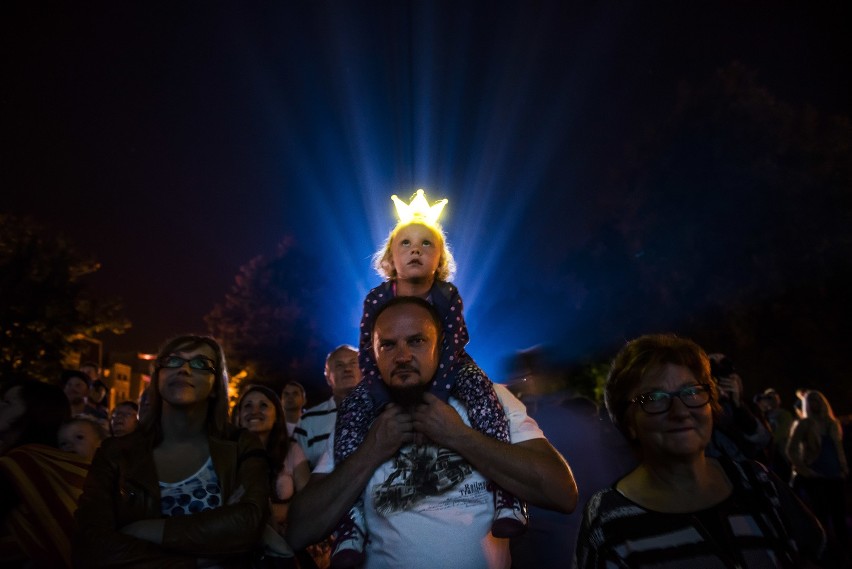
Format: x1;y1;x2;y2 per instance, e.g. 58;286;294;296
286;404;414;550
413;392;578;513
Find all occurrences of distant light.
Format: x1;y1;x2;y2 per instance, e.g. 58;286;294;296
391;189;447;225
137;352;157;361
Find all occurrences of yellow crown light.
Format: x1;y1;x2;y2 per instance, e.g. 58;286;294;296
391;189;448;225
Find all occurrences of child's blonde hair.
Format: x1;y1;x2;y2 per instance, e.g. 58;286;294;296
372;221;456;281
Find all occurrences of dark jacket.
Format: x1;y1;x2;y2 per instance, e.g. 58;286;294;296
73;426;269;568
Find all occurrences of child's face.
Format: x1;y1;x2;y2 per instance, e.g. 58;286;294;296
58;422;102;461
391;224;442;282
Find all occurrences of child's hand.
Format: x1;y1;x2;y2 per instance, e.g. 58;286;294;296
367;403;415;461
412;393;467;448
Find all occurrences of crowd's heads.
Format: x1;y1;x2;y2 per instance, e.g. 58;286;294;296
800;389;836;421
325;345;360;398
707;353;736;380
0;377;71;454
373;221;456;282
89;379;108;405
79;361;100;382
140;335;230;439
280;381;306;415
605;334;721;441
110;401;139;437
371;296;443;406
753;388;781;412
60;370;91;406
58;416;107;461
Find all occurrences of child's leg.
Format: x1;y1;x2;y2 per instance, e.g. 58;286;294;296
334;383;376;462
330;384;376;567
452;361;529;538
329;499;366;569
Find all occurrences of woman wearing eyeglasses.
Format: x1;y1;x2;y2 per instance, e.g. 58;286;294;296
573;334;824;569
74;335;273;568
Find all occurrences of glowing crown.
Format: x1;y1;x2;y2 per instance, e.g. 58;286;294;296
391;189;448;225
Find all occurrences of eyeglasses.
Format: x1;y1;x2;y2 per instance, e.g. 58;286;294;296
630;384;712;414
158;355;216;373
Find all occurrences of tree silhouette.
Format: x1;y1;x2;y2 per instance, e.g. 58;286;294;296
576;62;852;408
0;214;130;381
205;237;326;394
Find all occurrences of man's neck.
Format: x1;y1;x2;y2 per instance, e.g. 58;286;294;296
284;409;301;424
333;389;354;406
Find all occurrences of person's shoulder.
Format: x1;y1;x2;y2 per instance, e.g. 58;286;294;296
302;398;336;417
582;486;627;520
100;429;151;456
434;279;458;293
493;383;522;407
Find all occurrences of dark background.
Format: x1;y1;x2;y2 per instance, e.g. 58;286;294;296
5;2;851;409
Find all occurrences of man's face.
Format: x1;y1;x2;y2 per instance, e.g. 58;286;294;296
373;303;440;393
110;404;139;437
281;384;305;414
326;349;361;397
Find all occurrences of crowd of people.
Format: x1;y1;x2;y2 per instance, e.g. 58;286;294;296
1;190;849;568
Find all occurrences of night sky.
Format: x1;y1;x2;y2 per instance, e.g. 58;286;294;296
6;3;851;396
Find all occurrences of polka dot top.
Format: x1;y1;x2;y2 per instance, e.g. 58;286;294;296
159;457;222;517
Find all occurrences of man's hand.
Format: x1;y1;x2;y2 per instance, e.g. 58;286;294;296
365;403;416;462
412;392;468;448
718;373;743;406
287;403;415;549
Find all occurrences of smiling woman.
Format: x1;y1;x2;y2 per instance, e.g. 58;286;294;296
232;385;310;550
574;334;825;568
73;335;281;567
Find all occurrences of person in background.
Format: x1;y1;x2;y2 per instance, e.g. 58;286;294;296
754;387;795;482
575;334;824;568
234;384;313;567
281;382;307;438
79;362;100;385
58;416;107;462
295;345;362;470
80;362;111;426
109;400;139;437
73;334;273;567
705;354;772;462
0;377;89;568
60;370;106;424
89;380;110;414
787;389;850;566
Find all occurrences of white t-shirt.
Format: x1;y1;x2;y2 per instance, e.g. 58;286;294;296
316;384;543;569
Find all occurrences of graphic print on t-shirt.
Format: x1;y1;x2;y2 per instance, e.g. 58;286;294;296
372;444;477;515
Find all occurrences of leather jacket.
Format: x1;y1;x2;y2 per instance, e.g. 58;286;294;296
74;425;269;568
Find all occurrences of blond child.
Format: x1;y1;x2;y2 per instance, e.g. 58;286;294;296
330;191;527;568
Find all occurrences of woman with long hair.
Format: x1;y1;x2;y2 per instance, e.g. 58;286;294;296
74;335;274;567
787;389;850;562
233;384;310;535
